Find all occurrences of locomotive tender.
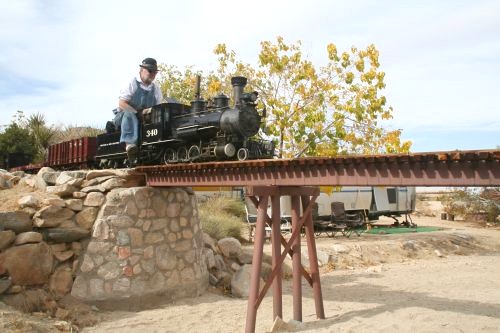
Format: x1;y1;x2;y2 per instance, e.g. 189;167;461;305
96;76;274;167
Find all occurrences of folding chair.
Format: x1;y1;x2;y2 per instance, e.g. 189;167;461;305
330;201;365;237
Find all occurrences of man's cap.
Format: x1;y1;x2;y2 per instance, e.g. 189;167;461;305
140;58;158;71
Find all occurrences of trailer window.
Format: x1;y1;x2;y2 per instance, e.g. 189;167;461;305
387;188;397;204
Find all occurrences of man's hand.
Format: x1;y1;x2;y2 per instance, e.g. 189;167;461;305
119;100;137;113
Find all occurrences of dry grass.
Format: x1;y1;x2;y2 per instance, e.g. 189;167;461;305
198;196;246;240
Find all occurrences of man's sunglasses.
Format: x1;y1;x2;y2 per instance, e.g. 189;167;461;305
146;69;158;74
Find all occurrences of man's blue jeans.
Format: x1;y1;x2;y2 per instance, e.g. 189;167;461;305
113;110;138;145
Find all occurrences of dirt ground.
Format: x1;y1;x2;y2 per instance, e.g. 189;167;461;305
75;216;500;333
1;184;499;332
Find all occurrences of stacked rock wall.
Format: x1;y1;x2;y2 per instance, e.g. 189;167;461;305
0;168;207;303
72;186;207;301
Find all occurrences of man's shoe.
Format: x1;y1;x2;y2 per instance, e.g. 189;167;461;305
126;144;138;159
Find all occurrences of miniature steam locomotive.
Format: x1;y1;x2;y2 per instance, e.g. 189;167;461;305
96;76;274;167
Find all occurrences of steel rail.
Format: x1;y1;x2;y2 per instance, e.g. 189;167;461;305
136;149;500;187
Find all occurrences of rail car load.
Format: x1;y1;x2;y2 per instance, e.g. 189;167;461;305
96;76;275;168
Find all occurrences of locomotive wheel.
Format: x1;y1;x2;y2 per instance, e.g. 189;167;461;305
177;146;188;162
163;148;176;164
188;145;201;161
237;148;249;161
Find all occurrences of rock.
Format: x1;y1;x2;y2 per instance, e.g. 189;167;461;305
435;249;444;257
80;255;95;272
71;275;88;299
41;171;60;185
36;167;55;189
117;246;131;259
85;170;117;181
56;172;78;185
20;175;37;188
237;249;254;264
145;232;164;244
332;244;350;253
97;262;120;280
50;243;67;252
107;215;135;228
11;171;25;178
89;279;105;298
65;198;83;211
231;264;264;298
203;230;217;252
46;184;78;197
270;317;304;332
84;192;105;207
42;197;66;207
18;194;40;208
116;230;130;246
0;211;32;234
113;278;131;292
0;279;12;294
73;192;87;199
49;266;73;296
302;250;331;267
86;241;113;254
214;254;226;271
14;231;43;245
33;205;75;228
64;171;87;179
401;240;417;251
0;230;16;250
127;228;143;247
209;273;219;286
166;203;181;218
67;178;84;187
40;227;89;243
53;250;74;262
218;237;242;258
81;185;106;193
101;177;126;191
205;248;216;269
75;207;99;230
0;242;53;285
82;175;114;188
155;244;177;270
0;177;12;189
92;218;110;240
55;307;70;320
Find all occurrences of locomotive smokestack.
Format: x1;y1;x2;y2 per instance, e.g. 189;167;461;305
195;74;201;100
231;76;247;107
191;74;206;114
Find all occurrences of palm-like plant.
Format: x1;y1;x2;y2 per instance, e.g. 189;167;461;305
26;113;57;162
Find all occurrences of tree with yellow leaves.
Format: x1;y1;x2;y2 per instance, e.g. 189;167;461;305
158;37;411;158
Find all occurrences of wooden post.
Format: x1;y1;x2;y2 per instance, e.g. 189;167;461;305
301;195;325;319
291;195;302;321
245;195;268;333
271;195;282;320
245;186;325;333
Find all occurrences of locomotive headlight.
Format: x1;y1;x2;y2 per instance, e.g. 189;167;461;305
241;91;258;102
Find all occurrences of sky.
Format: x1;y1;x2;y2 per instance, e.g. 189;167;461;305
0;0;498;153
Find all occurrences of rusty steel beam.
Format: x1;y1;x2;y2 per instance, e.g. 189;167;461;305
136;150;500;187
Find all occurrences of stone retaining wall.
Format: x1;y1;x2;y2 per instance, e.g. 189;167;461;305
71;186;207;301
0;168;208;304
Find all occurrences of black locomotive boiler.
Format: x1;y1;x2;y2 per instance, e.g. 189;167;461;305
96;76;274;167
